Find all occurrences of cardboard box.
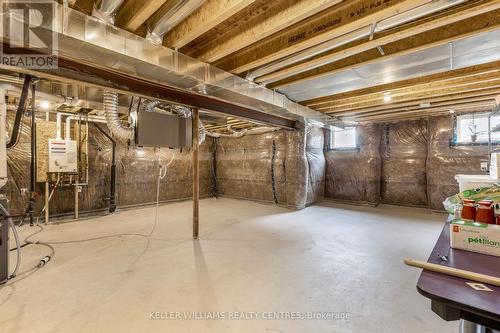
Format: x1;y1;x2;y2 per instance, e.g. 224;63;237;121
450;220;500;257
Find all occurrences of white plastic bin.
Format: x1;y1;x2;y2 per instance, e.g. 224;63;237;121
454;174;500;192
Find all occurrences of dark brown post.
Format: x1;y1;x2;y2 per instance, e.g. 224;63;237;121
192;108;200;239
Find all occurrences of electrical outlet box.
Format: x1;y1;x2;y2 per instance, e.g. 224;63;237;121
48;139;78;173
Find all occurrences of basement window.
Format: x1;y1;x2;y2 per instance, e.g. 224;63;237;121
329;126;357;150
455;113;500;144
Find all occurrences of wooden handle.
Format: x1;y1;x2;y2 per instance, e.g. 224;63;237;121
404;258;500;287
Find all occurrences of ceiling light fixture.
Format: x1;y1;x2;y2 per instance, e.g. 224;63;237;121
383;92;392;103
39;100;50;110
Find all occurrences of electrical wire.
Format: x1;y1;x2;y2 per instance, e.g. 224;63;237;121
2;151;177;285
151;149;175;237
17;151;176;249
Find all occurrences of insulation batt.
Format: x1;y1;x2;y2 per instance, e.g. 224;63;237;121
1;116;215;217
325;124;382;204
306;124;326;205
324;115;488;209
216;127;322;210
3;113;489;215
427;115;489;210
380;119;428;207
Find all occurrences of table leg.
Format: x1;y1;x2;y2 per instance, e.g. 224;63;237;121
460;320;500;333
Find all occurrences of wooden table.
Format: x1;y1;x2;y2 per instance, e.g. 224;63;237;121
417;222;500;331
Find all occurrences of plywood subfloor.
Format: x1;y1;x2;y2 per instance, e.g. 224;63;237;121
0;198;455;333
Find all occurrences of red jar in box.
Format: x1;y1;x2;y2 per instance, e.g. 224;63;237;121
476;200;495;224
461;199;476;221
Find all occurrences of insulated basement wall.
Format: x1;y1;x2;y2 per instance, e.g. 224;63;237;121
427;115;489;210
380;120;429;207
324;115;489;210
306;125;326;205
215;130;287;205
325;124;382;204
1;117;215;217
215;127;316;209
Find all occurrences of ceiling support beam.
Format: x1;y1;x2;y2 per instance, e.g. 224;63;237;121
258;3;500;85
302;61;500;106
319;76;500;111
214;0;432;74
163;0;258;49
342;101;496;122
328;91;500;117
115;0;172;31
192;0;346;62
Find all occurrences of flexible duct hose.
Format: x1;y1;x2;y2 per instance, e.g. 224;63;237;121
103;91;135;142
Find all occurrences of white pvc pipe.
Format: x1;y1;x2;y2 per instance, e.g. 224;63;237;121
65;115;106;141
56;113;62;140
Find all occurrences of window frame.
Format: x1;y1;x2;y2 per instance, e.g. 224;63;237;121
452;112;500;146
328;125;359;151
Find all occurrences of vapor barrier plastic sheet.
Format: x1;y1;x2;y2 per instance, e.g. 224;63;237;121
216;128;311;209
325;124;382;204
306;125;325;205
216;131;287;204
427;115;488;210
381;119;428;206
1;117;215;217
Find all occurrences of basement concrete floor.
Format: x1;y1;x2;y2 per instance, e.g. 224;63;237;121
0;198;456;333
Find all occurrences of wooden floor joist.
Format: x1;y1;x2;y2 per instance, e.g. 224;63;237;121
303;61;500;106
319;80;500;112
214;0;433;74
324;90;500;116
115;0;173;31
259;3;500;86
332;95;500;118
189;0;345;62
341;100;496;122
163;0;258;49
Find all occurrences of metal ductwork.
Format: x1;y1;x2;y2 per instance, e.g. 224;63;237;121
103;91;134;141
0;3;328;126
146;0;205;45
92;0;126;24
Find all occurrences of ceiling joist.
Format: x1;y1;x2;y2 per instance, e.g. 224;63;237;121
214;0;433;74
303;61;500;106
319;75;500;111
261;3;500;86
163;0;259;49
188;0;345;62
115;0;173;31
